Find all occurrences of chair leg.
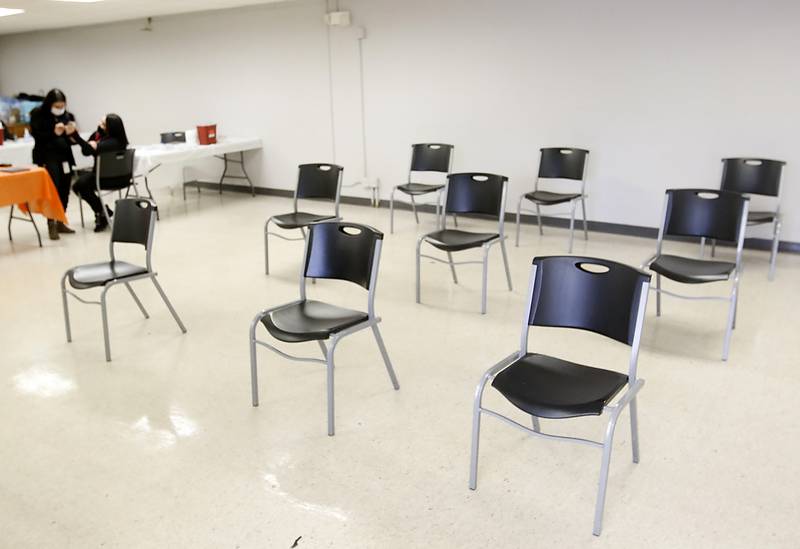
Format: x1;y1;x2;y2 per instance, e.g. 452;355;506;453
711;238;717;258
124;282;149;319
389;188;396;234
531;416;541;433
410;195;420;224
317;340;328;359
593;414;620;536
436;189;444;229
100;287;112;362
79;198;85;228
535;204;544;235
769;218;781;281
500;239;513;291
264;218;271;275
699;237;706;258
722;278;738;361
568;199;577;253
453;213;458;227
249;315;261;407
326;344;337;436
469;373;493;490
61;274;72;342
480;246;490;314
415;238;423;304
150;276;187;333
655;274;661;317
581;196;588;241
371;324;400;390
515;195;523;247
447;252;458;284
630;397;640;463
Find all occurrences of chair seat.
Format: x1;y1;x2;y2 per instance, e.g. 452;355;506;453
524;190;582;205
67;261;149;290
397;183;445;196
261;300;369;343
748;210;776;224
271;212;335;229
423;229;500;252
649;254;735;284
492;353;628;419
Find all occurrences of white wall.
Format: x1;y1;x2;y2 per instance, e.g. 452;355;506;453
1;0;798;241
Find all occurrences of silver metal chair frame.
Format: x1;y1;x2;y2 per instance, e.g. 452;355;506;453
250;236;400;436
60;200;187;362
469;264;650;536
642;194;749;361
389;146;455;234
415;179;512;315
264;166;343;275
515;152;590;253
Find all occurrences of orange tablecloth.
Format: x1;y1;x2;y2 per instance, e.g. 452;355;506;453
0;166;67;223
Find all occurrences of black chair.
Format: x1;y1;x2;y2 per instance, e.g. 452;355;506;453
416;172;512;314
60;198;187;362
515;147;590;252
469;256;650;536
77;149;138;228
389;143;453;233
250;221;399;436
264;163;343;275
642;189;749;361
717;157;785;280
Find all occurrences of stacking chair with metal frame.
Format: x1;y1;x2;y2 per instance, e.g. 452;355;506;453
717;157;786;280
389;143;454;233
264;163;343;275
416;172;512;314
77;149;138;228
642;189;749;361
515;147;590;252
60;198;187;362
250;221;399;436
469;256;651;536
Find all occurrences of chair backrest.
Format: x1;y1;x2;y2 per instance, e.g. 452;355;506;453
111;198;156;248
97;149;135;180
410;143;453;173
295;163;343;202
304;222;383;290
527;256;651;346
720;157;785;197
538;148;589;180
661;189;749;242
444;172;508;217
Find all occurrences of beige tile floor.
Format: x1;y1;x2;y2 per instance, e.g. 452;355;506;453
1;191;798;548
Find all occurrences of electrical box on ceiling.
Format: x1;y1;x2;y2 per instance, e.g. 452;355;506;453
324;11;351;27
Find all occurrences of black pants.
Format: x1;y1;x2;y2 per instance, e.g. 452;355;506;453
43;159;72;211
73;172;105;215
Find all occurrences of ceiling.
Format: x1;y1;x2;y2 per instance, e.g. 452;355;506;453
0;0;293;36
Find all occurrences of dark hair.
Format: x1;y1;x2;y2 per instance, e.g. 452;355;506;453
104;113;129;148
42;88;67;111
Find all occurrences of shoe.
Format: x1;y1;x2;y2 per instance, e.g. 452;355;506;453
47;219;60;240
56;221;75;234
93;213;109;233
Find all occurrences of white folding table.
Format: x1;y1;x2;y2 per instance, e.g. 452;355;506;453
132;136;262;199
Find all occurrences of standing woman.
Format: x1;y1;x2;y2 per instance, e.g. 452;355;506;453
29;88;78;240
72;114;130;232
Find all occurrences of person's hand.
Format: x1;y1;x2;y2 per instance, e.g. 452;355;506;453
65;121;77;135
88;140;98;150
54;123;66;136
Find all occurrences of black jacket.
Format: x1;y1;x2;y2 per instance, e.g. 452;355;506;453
30;106;76;167
74;131;131;190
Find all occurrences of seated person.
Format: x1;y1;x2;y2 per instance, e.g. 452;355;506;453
72;114;131;232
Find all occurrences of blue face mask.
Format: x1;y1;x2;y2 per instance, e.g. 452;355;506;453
51;107;66;117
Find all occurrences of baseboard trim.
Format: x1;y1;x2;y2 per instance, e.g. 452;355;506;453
188;181;800;254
